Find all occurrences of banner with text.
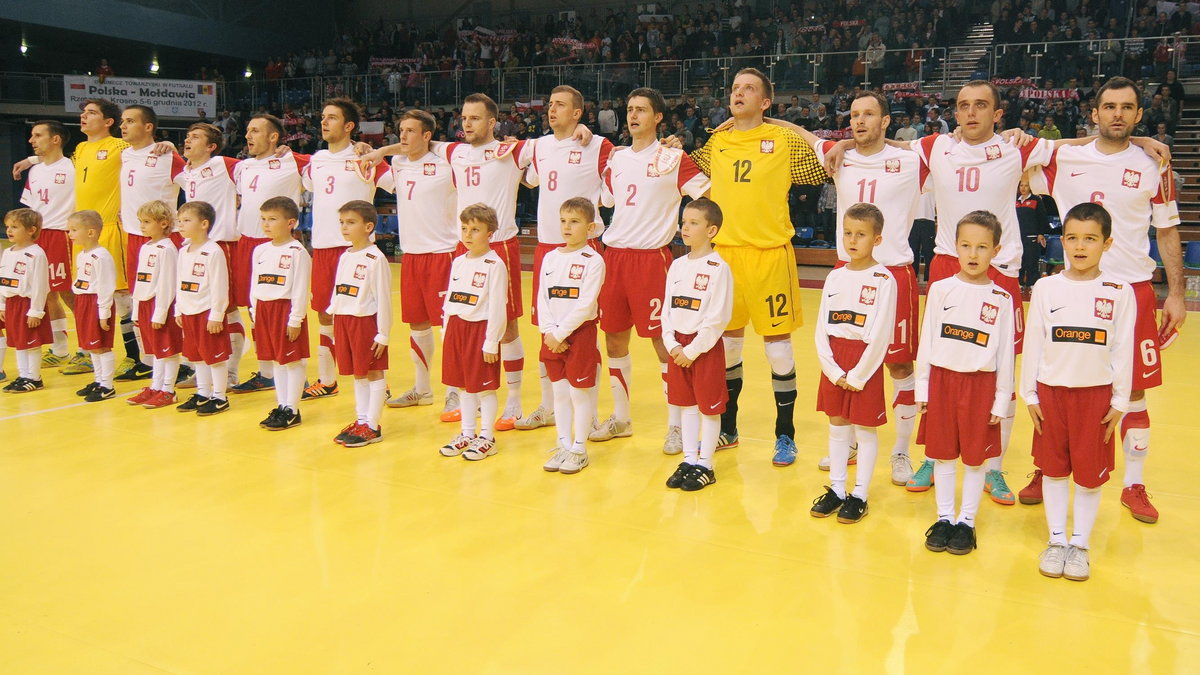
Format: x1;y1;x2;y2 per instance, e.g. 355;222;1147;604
64;75;217;118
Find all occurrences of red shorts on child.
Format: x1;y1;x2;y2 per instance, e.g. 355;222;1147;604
917;366;1002;466
665;331;728;415
1130;280;1163;390
540;320;601;388
400;251;454;326
333;313;388;376
235;236;270;308
3;296;52;349
442;315;500;393
181;312;232;365
310;246;345;314
1031;382;1116;489
254;298;310;365
455;237;523;321
599;246;672;337
74;293;115;350
39;229;72;293
815;336;887;427
136;298;182;357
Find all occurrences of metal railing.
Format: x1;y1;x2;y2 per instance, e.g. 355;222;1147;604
988;34;1198;85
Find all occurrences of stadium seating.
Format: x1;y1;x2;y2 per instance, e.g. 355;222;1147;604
1044;235;1063;266
1185;241;1200;270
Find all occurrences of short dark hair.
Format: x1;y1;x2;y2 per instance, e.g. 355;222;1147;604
851;91;889;116
735;67;774;102
551;85;584;111
1096;76;1144;110
463;93;499;119
261;196;300;221
32;120;68;144
83;98;120;125
400;109;436;134
684;197;723;229
250;114;285;140
187;122;224;153
628;87;667;116
178;201;216;231
956;210;1002;245
559;196;596;222
958;79;1002;109
1063;202;1113;239
338;199;378;225
125;104;158;131
324;97;363;133
845;202;884;234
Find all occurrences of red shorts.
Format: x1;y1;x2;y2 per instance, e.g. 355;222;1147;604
928;253;960;285
254;298;310;365
917;366;1002;466
986;267;1024;355
3;296;52;349
217;240;238;311
74;293;115;350
126;233;150;293
665;331;728;415
181;312;232;365
442;315;500;393
136;298;182;357
531;240;602;326
39;229;72;293
885;264;919;363
599;246;672;338
815;336;887;427
400;251;454;326
311;247;346;314
455;237;522;321
235;236;270;307
1031;383;1116;488
333;314;388;376
540;321;601;388
1130;280;1162;390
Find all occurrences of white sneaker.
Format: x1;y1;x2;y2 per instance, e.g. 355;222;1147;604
890;453;913;486
440;391;461;422
388;388;433;408
462;435;498;461
663;425;683;455
1063;545;1090;581
1039;543;1068;578
818;445;858;471
177;373;197;389
588;415;633;442
559;451;589;475
543;446;571;472
228;372;240;390
515;405;555;430
439;433;474;457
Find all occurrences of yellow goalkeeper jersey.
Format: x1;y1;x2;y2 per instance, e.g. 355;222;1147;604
72;135;130;227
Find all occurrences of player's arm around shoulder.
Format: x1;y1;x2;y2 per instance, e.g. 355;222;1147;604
288;244;312;328
785;126;831;185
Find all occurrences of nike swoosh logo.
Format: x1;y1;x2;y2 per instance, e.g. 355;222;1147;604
1098;467;1108;479
900;414;915;420
887;347;904;354
842;163;853;167
827;292;839;297
452;276;460;281
1133;445;1147;451
983;444;993;453
214;353;227;359
1071;171;1086;177
1144;368;1159;377
647;323;661;330
779;401;794;407
482;380;495;386
943;305;955;311
574;377;588;383
544;271;553;276
771;320;785;328
1050;307;1064;313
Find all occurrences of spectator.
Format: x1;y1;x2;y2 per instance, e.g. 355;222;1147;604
598;100;618;138
1152;122;1175;150
1037;115;1062;140
98;58;114;83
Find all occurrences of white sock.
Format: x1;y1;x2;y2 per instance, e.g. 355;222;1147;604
662;362;680;427
1070;484;1102;549
851;425;880;500
460;391;479;436
480;391;498;439
934;459;957;521
1123;398;1149;487
151;356;165;391
569;384;592;450
958;464;986;526
828;424;855;499
1043;476;1070;545
608;354;632;423
284;362;304;411
161;356;180;394
51;318;68;355
500;339;523;417
410;327;435;395
354;378;369;423
273;360;289;408
196;363;213;398
227;313;244;379
210;360;228;400
892;375;916;456
258;360;275;379
988;416;1015;471
538;361;554;412
590;363;601;426
318;324;336;385
0;336;7;373
17;348;36;380
97;351;115;388
698;414;719;469
552;378;572;447
681;405;700;465
367;378;386;429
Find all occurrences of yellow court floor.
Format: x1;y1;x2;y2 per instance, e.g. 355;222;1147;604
2;267;1198;673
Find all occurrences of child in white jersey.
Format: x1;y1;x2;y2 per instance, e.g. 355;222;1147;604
175;201;233;416
68;210;119;402
127;201;184;409
0;209;51;392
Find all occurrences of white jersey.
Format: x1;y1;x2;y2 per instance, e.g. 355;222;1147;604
72;246;117;320
436;139;535;242
536;245;605;343
302;146;395;249
233;152;309;239
525;134;613;244
0;244;49;317
329;245;392;345
21;158;75;229
119;146;184;234
814;263;897;389
1021;272;1135;411
916;134;1054;277
176;239;229;320
814;140;920;266
131;239;178;324
1035;142;1180;284
915;275;1016;417
390;151;458;254
602;141;710;249
175;156;241;242
443;250;508;352
661;250;734;361
251;240;311;328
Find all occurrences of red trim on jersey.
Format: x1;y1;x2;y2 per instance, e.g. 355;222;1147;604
509;140;528;167
820;140;837;154
372;161;390;183
917;134;938;164
292;153;311;173
1017;138;1041;168
1155;162;1174;204
169;152;187;180
1042;151;1059;193
220;156;239;179
596;138;615;177
677;153;701;190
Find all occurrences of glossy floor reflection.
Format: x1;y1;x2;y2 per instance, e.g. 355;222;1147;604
2;273;1198;672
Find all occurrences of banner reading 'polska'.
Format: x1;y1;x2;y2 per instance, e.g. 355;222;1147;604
63;75;217;118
